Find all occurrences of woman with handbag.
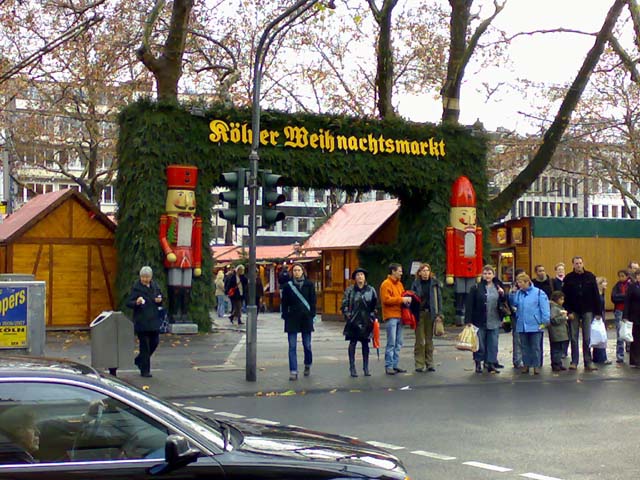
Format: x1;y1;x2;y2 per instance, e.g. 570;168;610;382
410;263;443;372
465;264;507;374
342;268;378;377
281;263;316;381
509;273;551;375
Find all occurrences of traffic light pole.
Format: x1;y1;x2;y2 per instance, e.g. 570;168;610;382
246;0;330;382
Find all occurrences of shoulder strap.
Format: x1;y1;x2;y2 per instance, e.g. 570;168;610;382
288;281;311;312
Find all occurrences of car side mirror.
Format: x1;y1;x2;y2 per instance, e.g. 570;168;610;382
149;435;200;476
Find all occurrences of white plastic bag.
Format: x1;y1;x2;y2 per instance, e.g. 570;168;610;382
620;319;634;343
456;324;479;352
589;317;608;348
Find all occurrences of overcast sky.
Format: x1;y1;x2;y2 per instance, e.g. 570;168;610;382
398;0;615;133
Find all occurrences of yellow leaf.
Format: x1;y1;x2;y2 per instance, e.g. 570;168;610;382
280;390;297;396
142;385;150;390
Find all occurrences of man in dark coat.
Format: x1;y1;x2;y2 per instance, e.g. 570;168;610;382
562;256;601;371
281;263;316;381
225;265;248;324
126;266;163;377
532;264;554;298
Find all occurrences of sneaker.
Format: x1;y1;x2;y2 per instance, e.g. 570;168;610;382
415;367;427;373
303;365;310;376
141;372;152;378
585;364;598;371
393;367;407;373
289;372;298;381
385;368;396;375
427;367;436;372
494;363;505;369
569;364;578;370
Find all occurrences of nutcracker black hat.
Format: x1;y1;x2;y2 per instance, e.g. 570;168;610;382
352;267;368;280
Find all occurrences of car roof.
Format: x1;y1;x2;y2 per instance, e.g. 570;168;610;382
0;355;100;379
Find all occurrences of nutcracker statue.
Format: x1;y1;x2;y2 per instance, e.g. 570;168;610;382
445;175;483;325
159;165;202;325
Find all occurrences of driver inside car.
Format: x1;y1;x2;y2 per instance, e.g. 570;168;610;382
0;406;40;463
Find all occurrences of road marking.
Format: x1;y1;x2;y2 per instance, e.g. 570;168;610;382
246;418;280;425
172;402;184;406
366;441;405;451
463;461;512;472
183;406;214;413
520;473;563;480
215;412;246;419
411;450;456;461
226;334;246;365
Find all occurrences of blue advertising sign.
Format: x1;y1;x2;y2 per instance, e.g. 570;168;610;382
0;286;28;348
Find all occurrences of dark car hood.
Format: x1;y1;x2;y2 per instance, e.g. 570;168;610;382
223;419;402;472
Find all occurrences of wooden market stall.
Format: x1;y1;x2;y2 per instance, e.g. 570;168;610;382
303;199;400;321
0;189;117;328
490;217;640;309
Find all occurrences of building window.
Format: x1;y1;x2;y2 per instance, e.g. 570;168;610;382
632;206;638;218
298;218;310;233
297;189;308;203
572;178;579;197
102;185;115;204
565;203;571;217
541;202;548;216
612;205;618;218
518;201;524;217
572;203;578;217
313;189;325;203
557;202;563;217
549;202;555;217
283;187;293;202
375;190;386;201
564;179;571;197
283;217;295;232
541;177;548;194
526;201;532;217
534;202;540;216
623;206;627;218
602;205;609;218
592;205;599;217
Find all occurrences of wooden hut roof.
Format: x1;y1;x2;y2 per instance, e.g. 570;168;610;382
302;199;399;251
0;189;115;242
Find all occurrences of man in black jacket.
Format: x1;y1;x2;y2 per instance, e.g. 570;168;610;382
562;256;600;371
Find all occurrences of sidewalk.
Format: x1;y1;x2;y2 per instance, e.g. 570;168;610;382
44;313;631;400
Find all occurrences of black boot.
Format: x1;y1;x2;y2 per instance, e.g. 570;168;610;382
348;342;358;377
363;350;371;376
168;286;180;323
180;287;191;323
475;361;482;373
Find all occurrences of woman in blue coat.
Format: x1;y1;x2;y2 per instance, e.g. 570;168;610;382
509;272;550;374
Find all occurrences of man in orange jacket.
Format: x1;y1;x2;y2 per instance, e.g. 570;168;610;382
380;263;411;375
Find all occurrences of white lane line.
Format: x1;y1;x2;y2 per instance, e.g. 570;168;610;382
520;473;563;480
366;441;405;451
411;450;456;461
463;461;512;473
215;412;246;419
246;418;280;425
226;334;246;365
183;406;214;413
172;402;184;407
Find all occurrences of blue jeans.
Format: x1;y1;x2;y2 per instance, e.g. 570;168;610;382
474;327;499;364
216;295;225;318
384;318;404;369
520;331;543;368
614;309;625;362
512;329;523;367
288;332;312;373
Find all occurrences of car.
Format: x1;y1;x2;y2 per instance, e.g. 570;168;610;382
0;356;410;479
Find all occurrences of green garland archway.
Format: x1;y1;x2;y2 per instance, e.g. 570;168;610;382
116;100;488;330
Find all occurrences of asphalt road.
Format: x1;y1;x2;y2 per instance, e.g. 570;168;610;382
176;378;640;480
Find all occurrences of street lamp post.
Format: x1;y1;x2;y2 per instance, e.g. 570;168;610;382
246;1;333;381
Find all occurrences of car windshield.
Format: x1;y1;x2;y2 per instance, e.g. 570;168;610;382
99;375;226;451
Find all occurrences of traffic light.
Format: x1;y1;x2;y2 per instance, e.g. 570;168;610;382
260;169;286;228
218;168;247;227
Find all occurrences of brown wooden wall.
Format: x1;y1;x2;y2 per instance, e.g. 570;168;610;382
5;198;116;327
321;249;359;320
531;237;640;310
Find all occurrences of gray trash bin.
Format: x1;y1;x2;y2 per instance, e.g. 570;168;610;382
90;311;134;375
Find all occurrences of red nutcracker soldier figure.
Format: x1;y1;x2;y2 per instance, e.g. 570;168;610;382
445;176;483;326
159;165;203;324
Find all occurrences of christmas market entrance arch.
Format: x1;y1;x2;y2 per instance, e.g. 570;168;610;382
116;100;488;330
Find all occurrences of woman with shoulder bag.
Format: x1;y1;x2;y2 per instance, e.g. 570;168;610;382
411;263;443;372
342;268;378;377
281;263;316;381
